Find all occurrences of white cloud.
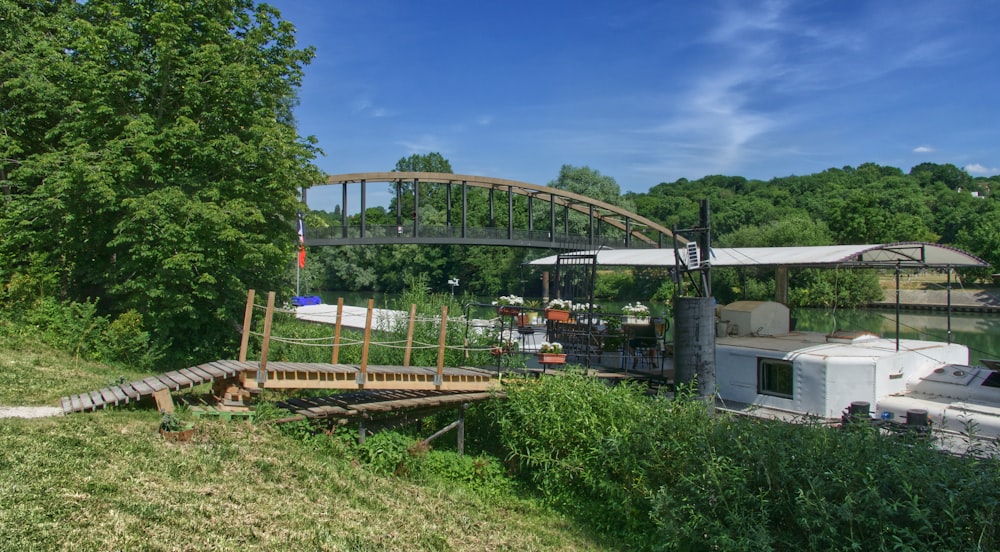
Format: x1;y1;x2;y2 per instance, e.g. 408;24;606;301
352;97;390;118
913;145;934;153
476;115;493;126
964;163;1000;176
397;135;449;155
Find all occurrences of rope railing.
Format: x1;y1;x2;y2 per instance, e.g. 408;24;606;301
239;290;496;380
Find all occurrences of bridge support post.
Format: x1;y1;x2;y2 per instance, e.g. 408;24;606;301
420;404;467;455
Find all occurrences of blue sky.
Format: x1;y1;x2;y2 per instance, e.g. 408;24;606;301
269;0;1000;198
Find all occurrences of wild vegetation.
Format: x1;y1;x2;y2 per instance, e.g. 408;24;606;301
5;307;1000;551
4;1;997;369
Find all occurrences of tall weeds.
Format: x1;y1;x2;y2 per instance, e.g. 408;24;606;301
481;374;1000;551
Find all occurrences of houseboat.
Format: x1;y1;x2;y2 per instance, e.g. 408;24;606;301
710;301;1000;447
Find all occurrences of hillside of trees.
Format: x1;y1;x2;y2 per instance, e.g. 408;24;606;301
3;2;997;369
310;159;998;307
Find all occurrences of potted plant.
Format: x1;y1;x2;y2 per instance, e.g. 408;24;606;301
493;294;524;316
622;302;651;325
572;302;601;325
159;412;195;442
544;298;572;321
537;342;566;364
491;338;518;356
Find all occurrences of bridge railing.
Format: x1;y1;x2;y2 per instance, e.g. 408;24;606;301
308;224;657;249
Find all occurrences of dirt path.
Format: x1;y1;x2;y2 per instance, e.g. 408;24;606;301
0;406;63;419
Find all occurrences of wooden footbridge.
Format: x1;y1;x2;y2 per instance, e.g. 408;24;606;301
61;290;499;415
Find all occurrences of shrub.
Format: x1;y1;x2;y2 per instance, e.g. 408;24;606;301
355;431;421;476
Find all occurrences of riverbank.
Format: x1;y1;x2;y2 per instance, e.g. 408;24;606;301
869;288;1000;313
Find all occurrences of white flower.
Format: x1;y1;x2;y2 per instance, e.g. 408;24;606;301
547;298;571;310
622;302;650;316
539;342;563;354
493;294;524;306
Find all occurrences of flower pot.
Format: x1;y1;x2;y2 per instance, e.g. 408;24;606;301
625;316;650;325
537;353;566;364
545;309;570;322
159;426;195;442
497;306;520;317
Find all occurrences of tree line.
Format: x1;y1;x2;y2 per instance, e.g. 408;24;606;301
2;1;996;368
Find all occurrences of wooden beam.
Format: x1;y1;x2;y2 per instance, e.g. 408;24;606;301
331;297;344;364
359;299;374;387
403;304;417;367
239;289;255;362
257;291;275;385
436;305;448;389
153;388;174;414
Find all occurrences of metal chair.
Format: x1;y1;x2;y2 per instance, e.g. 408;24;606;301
627;323;658;372
517;324;538;351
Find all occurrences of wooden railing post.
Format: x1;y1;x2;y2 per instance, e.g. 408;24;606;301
436;305;448;387
403;304;417;367
257;291;275;385
238;289;256;362
358;298;374;387
331;297;344;364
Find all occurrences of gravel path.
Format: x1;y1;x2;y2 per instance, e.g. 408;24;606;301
0;406;63;419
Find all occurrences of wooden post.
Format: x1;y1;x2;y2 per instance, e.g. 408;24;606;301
238;289;256;362
257;291;275;385
403;303;417;367
331;297;344;364
419;404;466;455
436;305;448;388
774;266;789;305
457;404;465;456
153;388;175;414
359;298;374;387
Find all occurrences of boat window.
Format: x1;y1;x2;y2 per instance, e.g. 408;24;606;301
983;371;1000;388
758;358;793;398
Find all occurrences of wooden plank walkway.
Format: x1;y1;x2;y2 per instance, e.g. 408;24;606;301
61;360;498;414
275;389;503;421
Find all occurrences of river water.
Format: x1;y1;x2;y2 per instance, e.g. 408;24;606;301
792;308;1000;366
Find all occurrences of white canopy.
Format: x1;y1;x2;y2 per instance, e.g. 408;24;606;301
528;242;989;269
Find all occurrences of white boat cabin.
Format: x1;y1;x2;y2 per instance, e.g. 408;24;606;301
713;301;1000;440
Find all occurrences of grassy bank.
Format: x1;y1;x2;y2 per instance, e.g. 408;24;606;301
0;413;600;551
0;329;605;551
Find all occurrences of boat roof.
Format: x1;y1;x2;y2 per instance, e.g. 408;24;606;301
717;332;963;358
528;242;989;269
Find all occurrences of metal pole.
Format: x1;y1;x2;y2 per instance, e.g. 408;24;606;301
947;266;953;344
895;262;901;352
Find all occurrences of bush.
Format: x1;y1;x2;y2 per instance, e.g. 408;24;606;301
355;431;421;476
486;375;1000;551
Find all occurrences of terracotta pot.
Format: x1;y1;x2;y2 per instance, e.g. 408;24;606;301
544;309;570;321
537;353;567;364
497;306;520;317
159;427;195;442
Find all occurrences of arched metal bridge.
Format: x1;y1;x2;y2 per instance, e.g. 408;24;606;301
304;172;677;250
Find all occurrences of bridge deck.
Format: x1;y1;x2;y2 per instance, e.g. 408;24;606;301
61;360;497;414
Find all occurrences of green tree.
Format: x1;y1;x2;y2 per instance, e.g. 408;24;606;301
0;0;322;366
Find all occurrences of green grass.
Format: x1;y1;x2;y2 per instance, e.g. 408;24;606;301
0;331;152;406
0;330;607;551
0;413;599;551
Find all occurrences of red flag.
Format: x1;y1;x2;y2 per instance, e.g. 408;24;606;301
297;213;306;269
